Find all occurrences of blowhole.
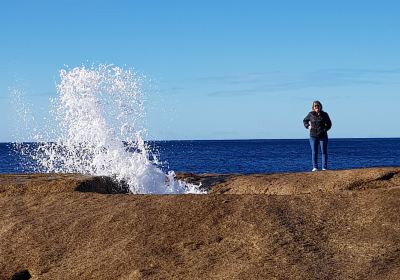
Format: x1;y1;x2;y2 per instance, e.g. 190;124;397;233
75;176;129;194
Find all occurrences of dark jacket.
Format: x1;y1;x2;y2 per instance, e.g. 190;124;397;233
303;111;332;138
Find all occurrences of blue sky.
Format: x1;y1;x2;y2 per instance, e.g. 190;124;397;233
1;0;399;141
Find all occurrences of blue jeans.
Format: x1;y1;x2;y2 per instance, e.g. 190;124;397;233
309;136;328;169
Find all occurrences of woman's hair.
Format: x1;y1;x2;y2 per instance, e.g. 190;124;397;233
312;100;323;110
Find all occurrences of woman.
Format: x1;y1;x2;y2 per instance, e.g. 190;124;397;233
303;100;332;171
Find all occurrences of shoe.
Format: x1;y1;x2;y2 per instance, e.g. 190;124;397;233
322;168;327;171
312;168;318;172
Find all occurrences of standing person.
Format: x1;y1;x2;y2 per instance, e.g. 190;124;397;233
303;100;332;171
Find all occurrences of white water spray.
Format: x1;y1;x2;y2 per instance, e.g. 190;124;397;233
24;65;202;194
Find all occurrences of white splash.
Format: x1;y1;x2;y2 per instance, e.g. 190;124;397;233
25;65;203;194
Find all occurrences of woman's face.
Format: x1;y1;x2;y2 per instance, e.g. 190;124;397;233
313;104;321;113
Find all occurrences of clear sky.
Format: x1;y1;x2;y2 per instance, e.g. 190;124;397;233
1;0;399;141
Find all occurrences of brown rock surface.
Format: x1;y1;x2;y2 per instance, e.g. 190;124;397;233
1;168;400;279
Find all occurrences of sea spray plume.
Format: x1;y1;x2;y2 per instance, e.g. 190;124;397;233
9;88;44;172
31;65;203;194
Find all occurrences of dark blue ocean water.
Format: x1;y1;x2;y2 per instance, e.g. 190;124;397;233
1;138;400;174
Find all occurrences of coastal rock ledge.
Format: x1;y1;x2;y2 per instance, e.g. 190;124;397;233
1;167;400;279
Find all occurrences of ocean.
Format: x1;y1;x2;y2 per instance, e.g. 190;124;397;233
1;138;400;174
4;66;399;193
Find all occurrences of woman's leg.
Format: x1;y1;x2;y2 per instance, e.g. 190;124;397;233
309;137;319;170
320;136;328;169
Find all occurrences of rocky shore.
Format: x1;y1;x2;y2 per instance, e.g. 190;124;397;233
1;168;400;279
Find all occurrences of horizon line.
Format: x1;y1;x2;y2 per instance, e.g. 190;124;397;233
1;136;400;144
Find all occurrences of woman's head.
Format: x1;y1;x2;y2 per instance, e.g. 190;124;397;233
312;100;323;112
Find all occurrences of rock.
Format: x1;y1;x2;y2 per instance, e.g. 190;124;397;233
0;168;400;279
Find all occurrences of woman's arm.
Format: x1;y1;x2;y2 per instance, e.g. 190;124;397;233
325;112;332;131
303;112;311;129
